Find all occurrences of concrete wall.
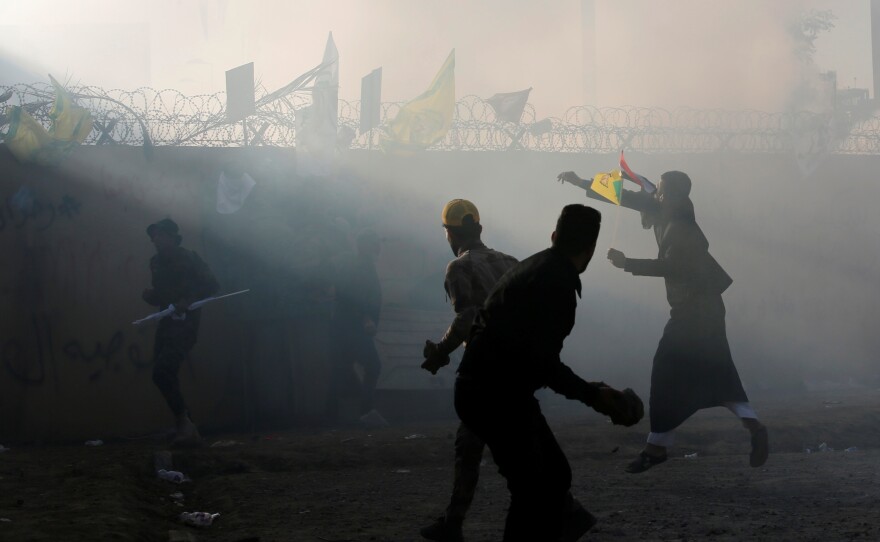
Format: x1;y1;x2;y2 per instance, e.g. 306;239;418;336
3;144;878;441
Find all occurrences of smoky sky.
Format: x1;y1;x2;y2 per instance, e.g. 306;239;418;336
0;0;872;117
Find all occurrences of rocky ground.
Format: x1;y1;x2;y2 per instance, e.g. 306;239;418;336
2;388;879;541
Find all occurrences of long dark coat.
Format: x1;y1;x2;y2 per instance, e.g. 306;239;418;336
619;189;748;433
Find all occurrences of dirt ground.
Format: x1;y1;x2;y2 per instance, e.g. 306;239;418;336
2;388;880;542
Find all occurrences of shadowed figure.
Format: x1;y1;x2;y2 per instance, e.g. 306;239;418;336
454;205;643;541
327;230;383;423
142;218;219;445
419;199;518;542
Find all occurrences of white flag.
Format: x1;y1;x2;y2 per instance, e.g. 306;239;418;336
297;32;339;177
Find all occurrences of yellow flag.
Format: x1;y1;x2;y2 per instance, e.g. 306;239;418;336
3;76;93;165
590;170;623;205
4;107;57;165
381;50;454;154
48;75;93;143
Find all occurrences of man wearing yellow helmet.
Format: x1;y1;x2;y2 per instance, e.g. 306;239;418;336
420;199;518;542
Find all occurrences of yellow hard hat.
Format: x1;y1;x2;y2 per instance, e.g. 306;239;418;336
442;199;480;227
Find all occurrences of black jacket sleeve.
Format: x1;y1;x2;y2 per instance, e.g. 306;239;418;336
186;251;221;301
546;362;600;405
532;277;600;405
623;222;702;281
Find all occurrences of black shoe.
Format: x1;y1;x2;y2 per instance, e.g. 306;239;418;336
420;516;463;542
560;501;597;542
625;451;667;474
750;426;769;467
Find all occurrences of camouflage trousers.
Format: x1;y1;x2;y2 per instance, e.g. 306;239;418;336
445;422;486;522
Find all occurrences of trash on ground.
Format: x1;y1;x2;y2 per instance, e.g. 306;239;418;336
0;518;11;523
179;511;220;527
170;492;185;501
845;446;858;452
157;469;191;483
394;469;411;474
0;445;9;453
684;452;698;459
210;440;241;448
818;442;833;452
403;434;427;440
85;440;104;447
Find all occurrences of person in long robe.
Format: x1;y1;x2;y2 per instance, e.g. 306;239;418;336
558;169;769;473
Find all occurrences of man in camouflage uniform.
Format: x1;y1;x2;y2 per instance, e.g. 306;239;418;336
420;199;518;542
142;218;220;444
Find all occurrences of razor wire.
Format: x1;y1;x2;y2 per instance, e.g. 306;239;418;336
2;82;879;154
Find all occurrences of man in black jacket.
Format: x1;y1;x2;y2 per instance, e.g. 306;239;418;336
143;218;220;445
558;169;769;473
454;204;642;542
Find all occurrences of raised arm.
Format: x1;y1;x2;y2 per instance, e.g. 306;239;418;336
557;171;659;214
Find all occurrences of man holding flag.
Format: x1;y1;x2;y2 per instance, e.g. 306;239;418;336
557;166;769;473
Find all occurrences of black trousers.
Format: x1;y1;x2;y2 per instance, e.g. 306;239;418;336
152;317;198;417
455;378;573;541
328;325;381;418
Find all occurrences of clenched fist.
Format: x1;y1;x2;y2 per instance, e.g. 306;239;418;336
592;386;644;427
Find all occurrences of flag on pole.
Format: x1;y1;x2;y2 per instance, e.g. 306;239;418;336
360;67;382;135
4;107;54;164
619;150;656;193
297;32;339;177
225;62;256;123
380;49;455;154
486;87;531;124
4;75;93;166
48;75;93;143
590;170;623;205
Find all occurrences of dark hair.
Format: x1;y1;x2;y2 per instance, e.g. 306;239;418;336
660;171;692;199
147;218;183;246
553;204;601;256
444;214;482;240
